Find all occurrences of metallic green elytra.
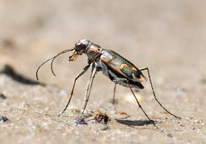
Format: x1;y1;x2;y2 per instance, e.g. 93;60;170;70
100;49;146;89
36;39;181;126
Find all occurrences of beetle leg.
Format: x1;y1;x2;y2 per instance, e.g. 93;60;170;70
80;63;97;118
113;78;128;83
82;63;95;110
112;78;154;123
139;67;181;119
58;64;90;117
112;83;117;105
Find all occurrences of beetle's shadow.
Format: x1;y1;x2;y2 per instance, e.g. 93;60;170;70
115;119;154;126
0;65;45;86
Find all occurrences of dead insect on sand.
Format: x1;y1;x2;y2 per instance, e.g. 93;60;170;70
94;109;109;124
36;39;181;127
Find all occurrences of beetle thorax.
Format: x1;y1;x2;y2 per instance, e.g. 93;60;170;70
85;42;102;62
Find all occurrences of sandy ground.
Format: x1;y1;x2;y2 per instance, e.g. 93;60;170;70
0;0;206;143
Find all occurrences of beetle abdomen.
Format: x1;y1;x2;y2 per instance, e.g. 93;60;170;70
108;67;144;89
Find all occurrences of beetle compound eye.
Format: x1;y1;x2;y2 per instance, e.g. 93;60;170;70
75;42;86;51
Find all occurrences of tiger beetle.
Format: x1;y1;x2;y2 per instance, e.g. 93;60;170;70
36;39;181;126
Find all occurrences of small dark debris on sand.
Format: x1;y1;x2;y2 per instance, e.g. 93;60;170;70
0;93;7;99
167;134;173;138
75;117;88;125
108;98;118;104
0;115;9;122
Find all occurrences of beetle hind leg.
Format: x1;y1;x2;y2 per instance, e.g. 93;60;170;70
139;67;181;119
112;78;155;124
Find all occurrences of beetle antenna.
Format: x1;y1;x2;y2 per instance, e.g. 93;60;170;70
36;48;74;80
50;48;74;76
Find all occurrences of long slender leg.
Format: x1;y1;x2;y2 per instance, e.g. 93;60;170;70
80;64;97;118
58;64;90;117
112;83;117;104
82;63;95;109
113;78;154;124
84;67;94;103
139;67;181;119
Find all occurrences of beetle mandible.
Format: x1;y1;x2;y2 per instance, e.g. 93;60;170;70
36;39;181;125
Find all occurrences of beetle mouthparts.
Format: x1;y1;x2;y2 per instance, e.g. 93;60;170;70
69;51;79;61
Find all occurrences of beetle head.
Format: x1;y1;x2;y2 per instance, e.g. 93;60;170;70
36;39;91;80
69;39;90;61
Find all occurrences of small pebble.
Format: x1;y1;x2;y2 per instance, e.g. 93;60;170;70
176;87;184;95
122;93;145;103
194;119;202;123
119;112;127;115
0;93;7;99
0;115;9;122
101;124;109;130
167;134;172;138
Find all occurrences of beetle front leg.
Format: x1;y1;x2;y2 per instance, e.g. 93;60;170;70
139;67;181;119
58;64;90;117
80;63;97;118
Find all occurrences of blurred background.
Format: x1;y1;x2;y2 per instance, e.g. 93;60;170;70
1;0;205;87
0;0;206;143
